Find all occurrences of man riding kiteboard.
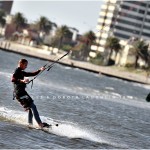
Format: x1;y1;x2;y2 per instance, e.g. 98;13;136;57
11;51;69;129
11;59;50;128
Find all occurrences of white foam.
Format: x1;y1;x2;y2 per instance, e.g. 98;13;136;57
105;87;114;90
111;92;121;97
0;107;105;144
126;95;134;99
0;106;128;147
50;124;100;142
0;107;28;125
35;116;106;143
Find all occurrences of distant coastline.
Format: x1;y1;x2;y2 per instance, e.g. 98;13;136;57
0;40;149;85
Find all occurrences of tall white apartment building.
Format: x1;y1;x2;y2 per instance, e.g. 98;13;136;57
96;0;150;52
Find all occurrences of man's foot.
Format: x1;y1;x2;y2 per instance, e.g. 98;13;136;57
27;123;33;129
42;122;50;128
39;122;51;128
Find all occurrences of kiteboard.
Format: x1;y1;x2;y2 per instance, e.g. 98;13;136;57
27;123;59;133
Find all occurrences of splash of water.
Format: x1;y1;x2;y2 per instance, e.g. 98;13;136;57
0;106;128;148
0;107;102;143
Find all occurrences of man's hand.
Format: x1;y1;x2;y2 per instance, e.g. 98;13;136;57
23;78;29;83
19;78;29;83
40;66;46;71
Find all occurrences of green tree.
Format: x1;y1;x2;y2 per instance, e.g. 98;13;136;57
80;30;96;60
71;42;85;60
0;10;6;27
13;12;27;31
36;16;57;35
132;40;149;68
105;37;121;64
55;25;72;50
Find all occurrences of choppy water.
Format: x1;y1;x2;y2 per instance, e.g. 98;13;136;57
0;49;150;149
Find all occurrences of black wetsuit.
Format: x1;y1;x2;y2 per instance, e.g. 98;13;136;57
11;67;43;125
11;67;40;109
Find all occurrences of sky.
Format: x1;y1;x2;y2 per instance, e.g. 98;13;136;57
11;1;103;34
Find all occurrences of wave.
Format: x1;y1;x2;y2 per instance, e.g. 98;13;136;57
0;106;106;144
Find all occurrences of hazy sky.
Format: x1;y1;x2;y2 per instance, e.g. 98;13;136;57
11;1;103;34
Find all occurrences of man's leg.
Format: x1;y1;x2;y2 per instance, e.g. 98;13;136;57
16;93;50;128
30;102;50;128
28;108;33;125
29;102;42;125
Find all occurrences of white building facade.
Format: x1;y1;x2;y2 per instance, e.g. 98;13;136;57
96;0;150;52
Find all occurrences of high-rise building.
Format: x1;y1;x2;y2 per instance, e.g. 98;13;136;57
0;1;13;14
96;0;150;52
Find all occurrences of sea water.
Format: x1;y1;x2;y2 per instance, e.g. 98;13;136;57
0;49;150;149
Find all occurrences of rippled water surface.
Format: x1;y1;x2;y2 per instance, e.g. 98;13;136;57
0;49;150;149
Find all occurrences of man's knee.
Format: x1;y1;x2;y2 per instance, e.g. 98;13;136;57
30;102;37;110
17;95;33;109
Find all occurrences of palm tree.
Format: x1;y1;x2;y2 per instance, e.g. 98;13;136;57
12;12;27;31
132;40;149;68
80;30;96;60
55;25;72;49
0;10;6;27
36;16;57;35
105;37;121;65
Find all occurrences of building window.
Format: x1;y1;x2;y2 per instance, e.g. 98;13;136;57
126;1;147;7
117;18;142;28
118;12;143;21
121;4;138;12
114;32;130;39
139;10;145;14
115;25;140;34
142;32;150;37
145;18;150;23
143;25;150;30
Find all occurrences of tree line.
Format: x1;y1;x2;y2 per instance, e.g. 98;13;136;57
0;10;150;71
0;10;96;61
104;37;150;70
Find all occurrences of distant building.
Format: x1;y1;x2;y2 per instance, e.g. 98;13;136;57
96;0;150;52
69;27;79;41
0;1;13;14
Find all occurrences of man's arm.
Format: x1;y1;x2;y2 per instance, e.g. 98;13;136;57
11;68;35;84
23;67;45;77
11;69;21;83
23;70;41;77
11;75;28;84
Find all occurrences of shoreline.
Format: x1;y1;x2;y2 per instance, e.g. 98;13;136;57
0;40;150;85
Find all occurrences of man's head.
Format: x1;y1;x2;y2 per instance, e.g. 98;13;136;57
18;59;28;70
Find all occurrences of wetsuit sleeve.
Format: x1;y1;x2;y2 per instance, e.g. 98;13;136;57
11;69;21;83
23;70;41;77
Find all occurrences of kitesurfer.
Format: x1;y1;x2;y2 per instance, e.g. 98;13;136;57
11;59;49;128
